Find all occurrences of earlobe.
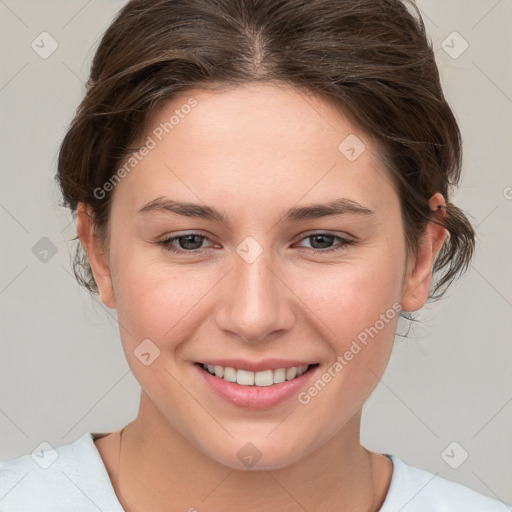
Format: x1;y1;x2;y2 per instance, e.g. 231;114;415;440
400;192;447;312
76;203;117;309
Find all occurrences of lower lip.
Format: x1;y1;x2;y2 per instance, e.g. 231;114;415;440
194;364;319;410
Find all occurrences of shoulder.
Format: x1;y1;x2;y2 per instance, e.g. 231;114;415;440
379;454;510;512
0;432;124;512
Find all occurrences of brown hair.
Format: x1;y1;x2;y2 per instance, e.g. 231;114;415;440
57;0;475;304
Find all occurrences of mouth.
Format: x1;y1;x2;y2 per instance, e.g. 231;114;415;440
195;362;319;387
194;360;321;409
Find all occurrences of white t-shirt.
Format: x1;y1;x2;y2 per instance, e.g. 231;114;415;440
0;432;509;511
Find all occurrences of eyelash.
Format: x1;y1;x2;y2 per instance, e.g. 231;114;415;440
156;231;356;255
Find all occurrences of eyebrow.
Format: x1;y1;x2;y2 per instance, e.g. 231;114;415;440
137;196;375;224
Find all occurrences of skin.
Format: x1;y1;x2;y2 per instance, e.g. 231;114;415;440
79;82;446;511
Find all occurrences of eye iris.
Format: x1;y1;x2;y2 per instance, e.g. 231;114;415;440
178;235;203;250
310;234;334;249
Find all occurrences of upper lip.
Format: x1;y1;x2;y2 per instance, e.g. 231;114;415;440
197;359;317;372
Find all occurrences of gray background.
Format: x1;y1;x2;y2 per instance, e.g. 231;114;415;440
1;0;511;505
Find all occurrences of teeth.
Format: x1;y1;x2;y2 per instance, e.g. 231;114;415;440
223;367;237;383
296;365;308;376
237;369;255;386
202;363;311;386
273;368;286;384
254;369;273;387
285;367;297;380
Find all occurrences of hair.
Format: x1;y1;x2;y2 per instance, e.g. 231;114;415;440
57;0;475;306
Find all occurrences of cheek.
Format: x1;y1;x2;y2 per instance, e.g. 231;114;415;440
287;248;404;411
111;261;216;402
293;260;401;434
289;249;405;345
113;257;214;342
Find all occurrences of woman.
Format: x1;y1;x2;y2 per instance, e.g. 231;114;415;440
0;0;508;510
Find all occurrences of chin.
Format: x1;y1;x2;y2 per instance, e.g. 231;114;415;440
198;435;319;472
215;451;302;472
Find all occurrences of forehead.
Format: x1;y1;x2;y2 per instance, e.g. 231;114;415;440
115;83;398;217
144;82;369;151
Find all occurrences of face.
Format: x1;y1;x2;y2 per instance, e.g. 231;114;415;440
82;83;438;471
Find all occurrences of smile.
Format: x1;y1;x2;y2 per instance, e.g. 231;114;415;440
199;363;313;386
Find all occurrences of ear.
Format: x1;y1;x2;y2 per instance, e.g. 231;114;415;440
76;203;117;309
401;192;447;312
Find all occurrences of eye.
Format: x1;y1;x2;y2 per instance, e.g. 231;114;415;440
156;231;356;255
294;232;356;253
157;232;213;254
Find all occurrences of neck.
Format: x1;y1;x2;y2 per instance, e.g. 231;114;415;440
115;393;388;512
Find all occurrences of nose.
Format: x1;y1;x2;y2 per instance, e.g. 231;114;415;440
215;247;296;344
